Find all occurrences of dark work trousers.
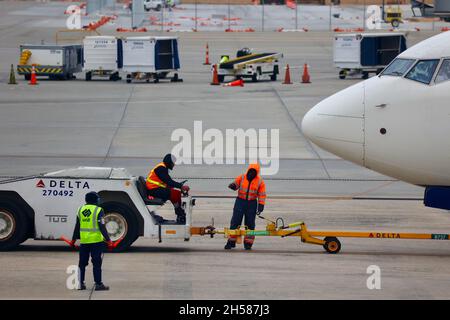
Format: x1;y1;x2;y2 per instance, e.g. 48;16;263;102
229;198;257;246
79;242;105;285
147;187;171;201
147;187;182;206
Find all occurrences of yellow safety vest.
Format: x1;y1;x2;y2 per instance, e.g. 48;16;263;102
78;204;104;244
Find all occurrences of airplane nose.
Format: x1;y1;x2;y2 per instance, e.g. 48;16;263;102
302;82;365;165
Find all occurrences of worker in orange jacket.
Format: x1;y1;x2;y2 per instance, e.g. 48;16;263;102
225;163;266;250
146;154;190;224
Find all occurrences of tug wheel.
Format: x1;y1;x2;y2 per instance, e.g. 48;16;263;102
102;202;138;252
323;237;341;254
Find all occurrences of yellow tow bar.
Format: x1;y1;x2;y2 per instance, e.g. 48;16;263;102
191;221;450;254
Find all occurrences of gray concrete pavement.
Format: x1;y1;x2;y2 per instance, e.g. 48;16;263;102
1;198;450;299
0;5;436;197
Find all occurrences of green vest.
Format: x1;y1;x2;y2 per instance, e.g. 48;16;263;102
78;204;104;244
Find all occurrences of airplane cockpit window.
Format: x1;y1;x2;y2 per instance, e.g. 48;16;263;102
405;59;439;84
381;58;415;76
435;59;450;84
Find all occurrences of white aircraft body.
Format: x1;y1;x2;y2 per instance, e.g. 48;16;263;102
302;31;450;210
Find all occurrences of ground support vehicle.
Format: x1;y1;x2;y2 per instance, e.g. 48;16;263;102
217;52;282;83
0;167;194;251
17;44;83;80
122;36;182;83
334;33;407;79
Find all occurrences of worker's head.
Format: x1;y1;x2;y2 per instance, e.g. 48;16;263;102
85;191;100;205
237;47;252;58
246;168;257;181
163;153;176;170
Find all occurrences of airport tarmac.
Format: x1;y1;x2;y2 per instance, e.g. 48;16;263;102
2;198;450;300
1;1;450;300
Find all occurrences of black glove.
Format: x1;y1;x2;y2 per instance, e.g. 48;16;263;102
228;183;238;191
257;204;264;215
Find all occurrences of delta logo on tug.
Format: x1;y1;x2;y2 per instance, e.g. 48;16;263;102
36;180;45;188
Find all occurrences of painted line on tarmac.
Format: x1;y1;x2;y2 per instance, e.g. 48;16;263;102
102;86;135;166
193;194;423;201
0;97;276;106
270;85;332;179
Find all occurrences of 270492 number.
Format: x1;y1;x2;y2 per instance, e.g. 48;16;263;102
42;190;74;197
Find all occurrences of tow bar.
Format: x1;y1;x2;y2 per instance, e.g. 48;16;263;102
191;219;450;254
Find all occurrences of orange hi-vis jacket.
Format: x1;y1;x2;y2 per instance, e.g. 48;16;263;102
146;162;168;190
234;163;266;205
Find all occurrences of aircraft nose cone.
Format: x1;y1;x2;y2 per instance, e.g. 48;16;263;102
302;82;365;165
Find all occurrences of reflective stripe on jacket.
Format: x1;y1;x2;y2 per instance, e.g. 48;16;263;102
234;163;266;205
78;204;104;244
146;162;168;189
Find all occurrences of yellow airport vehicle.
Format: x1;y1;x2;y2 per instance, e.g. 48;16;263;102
217;48;283;83
191;217;450;254
384;5;403;28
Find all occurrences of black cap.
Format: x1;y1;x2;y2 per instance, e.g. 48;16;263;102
163;153;176;170
85;191;100;205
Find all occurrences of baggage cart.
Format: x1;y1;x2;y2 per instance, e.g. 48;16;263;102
122;36;182;83
334;33;407;80
82;36;122;81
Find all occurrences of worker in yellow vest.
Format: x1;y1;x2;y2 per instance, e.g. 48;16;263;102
219;55;230;65
146;154;190;223
71;191;113;291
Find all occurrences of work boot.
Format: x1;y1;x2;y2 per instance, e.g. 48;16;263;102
94;283;110;291
224;240;236;250
244;243;252;250
78;282;86;290
176;215;186;224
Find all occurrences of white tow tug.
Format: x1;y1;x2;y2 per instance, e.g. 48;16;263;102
0;167;195;251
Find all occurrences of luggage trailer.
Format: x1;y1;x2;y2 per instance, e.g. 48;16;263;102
122;36;182;83
334;33;407;80
83;36;122;81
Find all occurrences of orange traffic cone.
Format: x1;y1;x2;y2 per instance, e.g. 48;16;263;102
211;64;220;85
203;43;211;65
301;63;311;84
29;65;38;85
283;64;292;84
224;78;244;87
